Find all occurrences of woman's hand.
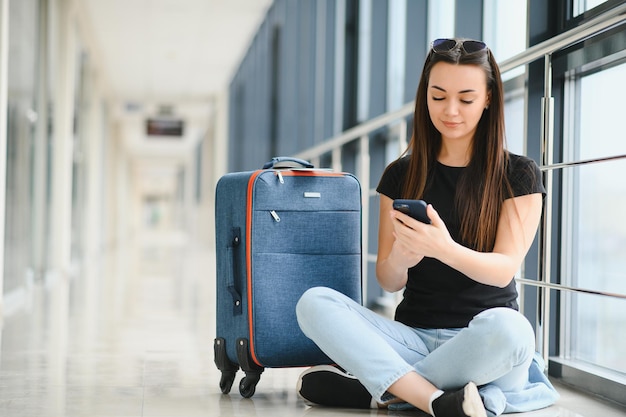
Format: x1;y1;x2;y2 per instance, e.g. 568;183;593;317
376;196;455;292
389;204;455;263
378;193;543;289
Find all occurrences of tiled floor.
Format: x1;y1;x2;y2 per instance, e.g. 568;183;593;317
1;233;625;416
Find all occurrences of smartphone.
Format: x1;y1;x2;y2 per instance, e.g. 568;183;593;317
392;199;431;224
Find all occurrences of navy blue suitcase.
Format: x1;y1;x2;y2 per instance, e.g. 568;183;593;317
213;157;362;397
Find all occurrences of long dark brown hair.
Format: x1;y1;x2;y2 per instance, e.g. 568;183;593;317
398;39;511;252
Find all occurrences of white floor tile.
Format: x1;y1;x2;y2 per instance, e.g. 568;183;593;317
1;234;624;417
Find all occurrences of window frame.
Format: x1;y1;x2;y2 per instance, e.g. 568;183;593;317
543;11;626;407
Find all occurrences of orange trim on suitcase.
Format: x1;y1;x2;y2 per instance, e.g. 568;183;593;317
245;169;349;367
245;170;263;367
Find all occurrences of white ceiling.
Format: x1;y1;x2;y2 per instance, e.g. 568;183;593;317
80;0;273;103
77;0;273;198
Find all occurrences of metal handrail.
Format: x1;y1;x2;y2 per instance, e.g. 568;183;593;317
294;101;414;161
541;153;626;171
499;2;626;73
517;278;626;300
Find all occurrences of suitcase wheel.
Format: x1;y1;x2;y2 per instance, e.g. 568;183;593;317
239;372;261;398
219;370;237;394
235;338;264;397
214;338;240;394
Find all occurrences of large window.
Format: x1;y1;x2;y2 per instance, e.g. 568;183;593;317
70;49;89;263
386;0;406;112
561;61;626;377
427;0;454;48
483;0;528;154
573;0;609;17
483;0;528;65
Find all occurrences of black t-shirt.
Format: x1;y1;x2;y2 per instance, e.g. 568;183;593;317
376;153;546;328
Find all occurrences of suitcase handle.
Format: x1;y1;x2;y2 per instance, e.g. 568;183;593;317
227;227;243;316
262;157;314;169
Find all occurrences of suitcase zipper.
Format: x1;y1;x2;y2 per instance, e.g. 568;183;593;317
269;210;281;222
276;171;284;184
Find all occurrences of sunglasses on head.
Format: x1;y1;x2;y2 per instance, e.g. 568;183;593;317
431;38;488;54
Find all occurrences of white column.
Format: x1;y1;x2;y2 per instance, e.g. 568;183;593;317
32;0;51;284
49;0;77;278
83;67;104;264
113;133;131;318
0;0;10;319
47;3;76;414
80;65;104;350
333;0;346;135
387;0;406;112
356;0;371;123
212;91;229;186
313;0;326;142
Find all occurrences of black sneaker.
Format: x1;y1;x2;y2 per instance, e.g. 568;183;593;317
297;365;373;409
431;382;487;417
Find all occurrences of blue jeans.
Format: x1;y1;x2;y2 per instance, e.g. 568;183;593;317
296;287;559;417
